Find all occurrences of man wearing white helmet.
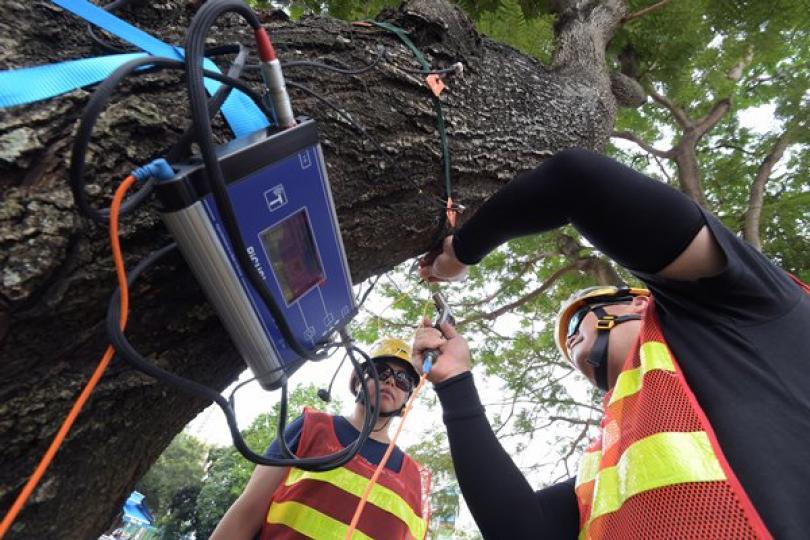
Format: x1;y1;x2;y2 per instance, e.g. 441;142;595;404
212;337;430;540
414;148;809;539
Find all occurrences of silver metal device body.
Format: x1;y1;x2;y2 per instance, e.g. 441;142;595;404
162;203;284;387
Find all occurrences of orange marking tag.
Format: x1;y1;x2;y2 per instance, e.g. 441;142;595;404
426;74;446;97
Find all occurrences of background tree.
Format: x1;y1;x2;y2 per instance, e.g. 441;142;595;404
136;432;209;534
159;485;203;540
405;429;479;539
610;0;809;271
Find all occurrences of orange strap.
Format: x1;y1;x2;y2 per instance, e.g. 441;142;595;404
345;372;429;539
0;176;136;539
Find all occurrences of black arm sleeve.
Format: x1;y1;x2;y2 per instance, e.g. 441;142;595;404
435;372;578;539
452;148;705;273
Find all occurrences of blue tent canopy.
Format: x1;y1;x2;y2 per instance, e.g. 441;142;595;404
122;491;155;526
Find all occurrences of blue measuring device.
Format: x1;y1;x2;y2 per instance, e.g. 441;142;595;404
156;119;356;389
0;0;354;391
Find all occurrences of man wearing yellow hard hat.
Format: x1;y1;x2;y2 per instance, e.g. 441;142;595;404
414;148;809;539
212;337;430;540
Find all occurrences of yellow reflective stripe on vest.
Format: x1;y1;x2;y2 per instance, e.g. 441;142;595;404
576;450;601;488
285;467;427;539
609;341;675;406
267;500;373;540
587;431;725;524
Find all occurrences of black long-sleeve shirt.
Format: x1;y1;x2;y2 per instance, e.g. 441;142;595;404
438;148;810;539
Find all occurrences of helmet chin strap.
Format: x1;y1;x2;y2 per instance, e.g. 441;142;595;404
586;306;642;392
355;390;410;417
373;416;393;432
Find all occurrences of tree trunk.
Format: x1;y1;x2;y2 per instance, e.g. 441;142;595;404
0;0;625;537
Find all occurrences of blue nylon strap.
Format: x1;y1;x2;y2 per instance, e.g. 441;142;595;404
53;0;269;136
0;0;269;136
0;52;146;108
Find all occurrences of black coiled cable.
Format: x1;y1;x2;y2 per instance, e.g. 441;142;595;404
105;243;381;470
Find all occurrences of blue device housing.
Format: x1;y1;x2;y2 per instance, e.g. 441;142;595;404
157;119;355;388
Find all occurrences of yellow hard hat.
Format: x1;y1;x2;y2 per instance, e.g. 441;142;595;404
350;337;420;395
554;286;650;362
369;336;412;363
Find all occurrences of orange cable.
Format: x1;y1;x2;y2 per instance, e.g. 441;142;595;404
0;176;136;539
344;294;433;538
344;372;430;539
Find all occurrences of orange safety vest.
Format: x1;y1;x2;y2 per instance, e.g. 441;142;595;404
575;300;772;540
261;408;431;540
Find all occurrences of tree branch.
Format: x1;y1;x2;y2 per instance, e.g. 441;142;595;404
578;256;626;286
492;366;534;436
743;127;797;250
457;264;578;327
694;98;731;139
621;0;673;24
458;251;553;309
712;141;757;156
356;273;383;309
647;86;691;127
727;48;754;82
478;324;515;342
651;153;674;183
548;415;600;426
557;419;593;479
612;130;674;159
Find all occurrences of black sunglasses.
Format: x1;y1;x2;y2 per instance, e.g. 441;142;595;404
364;364;415;393
566;306;592;339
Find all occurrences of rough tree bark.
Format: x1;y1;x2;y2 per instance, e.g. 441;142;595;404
0;0;628;537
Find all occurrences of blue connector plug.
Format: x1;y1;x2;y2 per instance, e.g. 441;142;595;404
422;350;438;376
132;158;174;183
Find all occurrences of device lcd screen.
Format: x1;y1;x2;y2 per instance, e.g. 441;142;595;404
260;210;324;304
